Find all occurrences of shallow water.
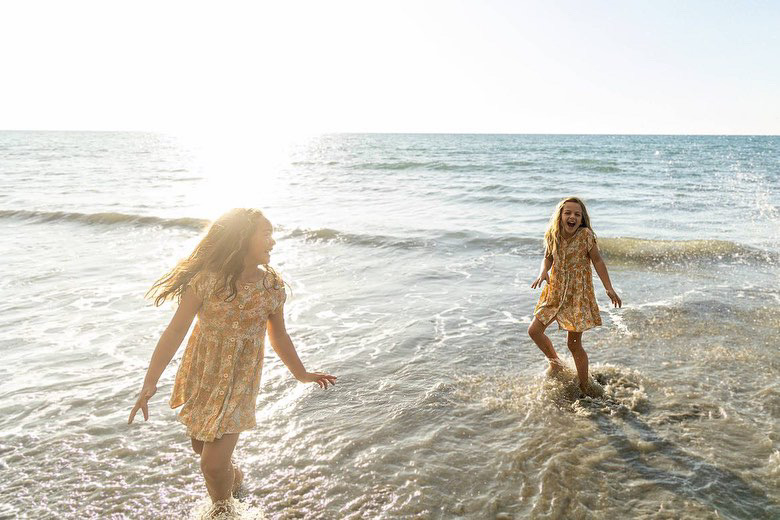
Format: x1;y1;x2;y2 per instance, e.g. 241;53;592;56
0;132;778;519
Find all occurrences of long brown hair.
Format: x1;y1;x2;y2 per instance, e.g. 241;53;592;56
544;196;595;259
147;208;281;306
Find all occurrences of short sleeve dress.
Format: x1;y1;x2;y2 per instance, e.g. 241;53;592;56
534;227;602;332
169;270;286;442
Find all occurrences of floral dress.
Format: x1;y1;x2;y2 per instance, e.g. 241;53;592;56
169;270;286;442
534;227;602;332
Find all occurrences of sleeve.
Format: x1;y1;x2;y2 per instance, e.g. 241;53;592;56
188;271;213;301
585;228;596;252
271;276;287;314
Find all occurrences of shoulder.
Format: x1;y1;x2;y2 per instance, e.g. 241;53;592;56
189;270;219;299
261;268;286;296
261;267;282;285
193;270;218;285
578;228;596;250
262;268;287;311
578;227;595;241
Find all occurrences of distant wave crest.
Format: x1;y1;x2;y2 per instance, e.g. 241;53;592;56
0;209;208;230
286;226;541;251
599;237;769;263
283;227;431;250
350;161;475;172
2;209;770;265
289;227;771;264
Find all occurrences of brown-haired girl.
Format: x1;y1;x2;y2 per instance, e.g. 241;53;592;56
528;197;621;396
128;208;336;517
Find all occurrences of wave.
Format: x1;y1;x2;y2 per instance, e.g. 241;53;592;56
349;161;475;172
2;209;771;265
349;160;538;172
284;226;541;252
466;194;553;206
289;228;772;264
571;159;623;173
598;237;770;263
0;209;208;230
283;227;432;250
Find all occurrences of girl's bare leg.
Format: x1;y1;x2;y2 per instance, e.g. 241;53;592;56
191;437;243;497
191;438;204;455
199;433;241;504
566;331;589;392
528;317;563;373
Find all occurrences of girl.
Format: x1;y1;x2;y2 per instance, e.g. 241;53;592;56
528;197;621;396
128;208;336;517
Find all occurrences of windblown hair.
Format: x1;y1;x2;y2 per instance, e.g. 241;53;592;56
544;196;595;259
147;208;281;306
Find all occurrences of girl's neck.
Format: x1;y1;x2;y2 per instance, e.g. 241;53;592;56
561;226;581;240
237;264;262;282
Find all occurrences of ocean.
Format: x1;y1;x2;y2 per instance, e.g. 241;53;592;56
0;131;778;519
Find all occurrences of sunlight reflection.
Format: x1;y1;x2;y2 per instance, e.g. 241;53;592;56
170;128;314;221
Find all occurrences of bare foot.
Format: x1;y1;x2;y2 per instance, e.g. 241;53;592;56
578;378;604;398
545;357;565;378
207;498;235;518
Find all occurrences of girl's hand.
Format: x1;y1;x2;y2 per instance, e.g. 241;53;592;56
531;272;549;289
298;372;337;389
606;288;622;308
128;385;157;424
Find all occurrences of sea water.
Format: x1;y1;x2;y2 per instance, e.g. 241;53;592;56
0;132;778;518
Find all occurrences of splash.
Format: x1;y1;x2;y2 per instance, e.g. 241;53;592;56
190;497;265;520
598;237;767;264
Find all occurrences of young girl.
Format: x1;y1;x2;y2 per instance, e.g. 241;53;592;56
528;197;621;396
128;208;336;517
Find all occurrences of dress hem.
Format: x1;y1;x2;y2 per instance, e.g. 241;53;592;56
176;414;255;443
534;309;601;333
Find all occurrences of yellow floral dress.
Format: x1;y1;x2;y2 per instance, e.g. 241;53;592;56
169;270;286;442
534;227;602;332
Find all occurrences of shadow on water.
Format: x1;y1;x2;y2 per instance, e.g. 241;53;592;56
580;372;777;520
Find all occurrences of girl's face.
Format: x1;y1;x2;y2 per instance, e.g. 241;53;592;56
246;219;275;265
560;201;583;237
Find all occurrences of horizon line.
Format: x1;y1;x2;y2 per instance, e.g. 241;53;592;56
1;129;778;137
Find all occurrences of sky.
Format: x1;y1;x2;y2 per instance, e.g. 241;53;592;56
0;0;778;135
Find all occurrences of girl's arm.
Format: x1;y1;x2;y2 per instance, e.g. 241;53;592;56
128;287;202;424
588;244;622;308
531;253;553;289
267;304;337;389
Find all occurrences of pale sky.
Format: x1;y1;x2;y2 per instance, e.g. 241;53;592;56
1;0;778;135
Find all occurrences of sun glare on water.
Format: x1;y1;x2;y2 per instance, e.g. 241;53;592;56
170;128;314;222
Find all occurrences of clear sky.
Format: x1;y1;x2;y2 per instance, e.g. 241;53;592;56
1;0;778;135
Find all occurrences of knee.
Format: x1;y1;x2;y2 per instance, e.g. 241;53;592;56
528;322;541;339
567;337;584;353
200;453;228;479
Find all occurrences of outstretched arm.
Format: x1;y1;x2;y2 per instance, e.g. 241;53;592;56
128;287;201;424
588;244;622;308
267;304;337;389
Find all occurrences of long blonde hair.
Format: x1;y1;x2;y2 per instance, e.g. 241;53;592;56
147;208;281;306
544;197;595;259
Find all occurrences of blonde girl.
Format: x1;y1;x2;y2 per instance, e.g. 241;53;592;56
128;208;336;516
528;197;621;396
